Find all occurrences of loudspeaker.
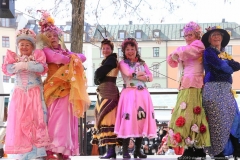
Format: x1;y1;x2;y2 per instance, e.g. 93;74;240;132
0;0;14;18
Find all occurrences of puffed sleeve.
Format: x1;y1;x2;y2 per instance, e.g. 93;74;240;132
204;47;233;74
43;47;70;64
94;56;117;85
167;53;178;68
227;59;240;72
175;40;204;61
68;52;86;63
28;49;48;75
2;50;18;76
119;60;135;77
144;63;153;82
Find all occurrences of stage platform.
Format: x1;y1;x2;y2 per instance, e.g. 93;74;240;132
0;155;235;159
68;155;233;160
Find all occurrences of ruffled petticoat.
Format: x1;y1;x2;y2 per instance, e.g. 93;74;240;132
5;86;49;159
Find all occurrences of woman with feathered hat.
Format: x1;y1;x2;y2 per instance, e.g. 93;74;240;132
37;10;90;160
167;21;210;160
202;26;240;160
2;28;50;160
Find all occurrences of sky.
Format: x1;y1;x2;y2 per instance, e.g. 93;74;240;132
15;0;240;26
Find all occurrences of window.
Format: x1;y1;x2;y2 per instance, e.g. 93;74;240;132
152;83;161;88
3;75;10;83
153;31;160;38
101;32;107;38
180;29;184;38
64;33;70;42
2;56;5;63
1;18;9;27
225;45;232;55
135;31;142;39
118;48;123;57
11;78;15;83
153;47;159;57
152;63;160;77
2;36;9;48
138;47;141;56
119;31;125;39
100;49;104;58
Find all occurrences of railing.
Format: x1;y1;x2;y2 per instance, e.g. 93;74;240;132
1;91;240;155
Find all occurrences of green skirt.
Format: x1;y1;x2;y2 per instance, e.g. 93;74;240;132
168;88;211;148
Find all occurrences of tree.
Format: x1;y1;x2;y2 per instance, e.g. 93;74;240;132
71;0;85;53
23;0;197;52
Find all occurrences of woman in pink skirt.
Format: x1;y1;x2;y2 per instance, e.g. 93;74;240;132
114;38;157;159
37;10;89;160
2;28;49;160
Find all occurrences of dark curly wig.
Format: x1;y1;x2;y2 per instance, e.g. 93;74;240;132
121;38;144;63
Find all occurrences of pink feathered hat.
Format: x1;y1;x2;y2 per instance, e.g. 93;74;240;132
37;10;63;36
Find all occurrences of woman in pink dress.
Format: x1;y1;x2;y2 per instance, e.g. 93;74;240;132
37;11;89;160
2;28;49;160
114;38;157;159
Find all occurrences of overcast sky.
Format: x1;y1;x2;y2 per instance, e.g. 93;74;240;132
15;0;240;25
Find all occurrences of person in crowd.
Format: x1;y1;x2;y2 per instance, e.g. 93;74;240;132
91;31;121;159
2;28;49;160
86;123;93;156
37;10;90;160
167;21;210;160
157;142;169;155
142;137;157;155
128;138;135;155
202;26;240;160
114;38;157;159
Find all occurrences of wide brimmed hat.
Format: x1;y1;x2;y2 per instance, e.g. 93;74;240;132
201;26;230;48
16;28;36;48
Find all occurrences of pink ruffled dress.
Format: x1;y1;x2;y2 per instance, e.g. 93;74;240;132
2;49;49;159
43;45;86;156
114;60;157;138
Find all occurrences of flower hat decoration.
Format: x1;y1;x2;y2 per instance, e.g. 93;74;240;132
37;10;63;36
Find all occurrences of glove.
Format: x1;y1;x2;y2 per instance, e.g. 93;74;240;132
171;53;179;61
11;62;28;72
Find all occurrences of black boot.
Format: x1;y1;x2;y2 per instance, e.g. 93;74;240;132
230;134;240;160
194;147;206;160
100;144;116;159
122;138;131;158
133;137;147;158
177;147;195;160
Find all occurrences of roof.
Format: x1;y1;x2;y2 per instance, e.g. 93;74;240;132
93;22;240;41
